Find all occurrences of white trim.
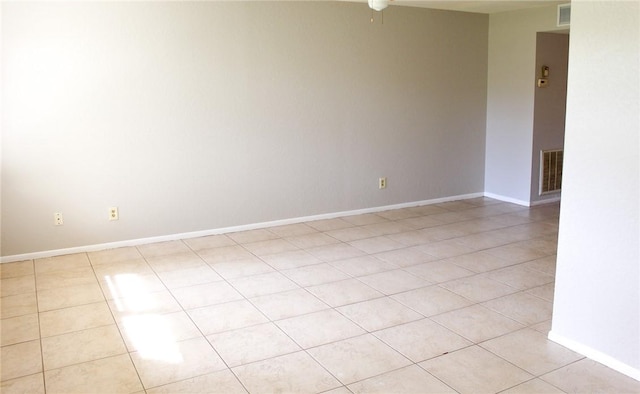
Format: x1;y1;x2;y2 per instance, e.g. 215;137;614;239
483;192;531;207
530;195;561;206
0;192;484;263
483;192;561;207
548;330;640;382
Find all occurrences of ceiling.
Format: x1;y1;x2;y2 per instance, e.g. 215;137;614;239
346;0;567;14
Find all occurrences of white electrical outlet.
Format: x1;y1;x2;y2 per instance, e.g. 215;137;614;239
54;212;64;226
109;207;119;221
379;177;387;189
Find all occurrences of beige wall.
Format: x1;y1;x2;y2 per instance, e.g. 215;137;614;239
485;3;565;205
1;2;488;257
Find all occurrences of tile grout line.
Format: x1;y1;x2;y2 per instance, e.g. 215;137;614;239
88;250;147;393
32;259;47;394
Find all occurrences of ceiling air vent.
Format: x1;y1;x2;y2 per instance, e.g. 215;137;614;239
558;4;571;27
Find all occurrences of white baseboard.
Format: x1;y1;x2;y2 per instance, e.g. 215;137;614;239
484;192;561;207
483;192;531;207
0;192;484;263
531;198;561;206
548;330;640;382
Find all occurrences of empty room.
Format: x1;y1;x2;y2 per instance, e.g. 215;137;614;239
1;0;638;393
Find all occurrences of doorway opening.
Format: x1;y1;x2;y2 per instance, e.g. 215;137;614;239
531;30;570;204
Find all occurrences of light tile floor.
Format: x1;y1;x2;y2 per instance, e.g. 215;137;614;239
2;198;640;393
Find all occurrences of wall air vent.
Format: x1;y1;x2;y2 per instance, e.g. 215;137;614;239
558;4;571;27
540;149;564;195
